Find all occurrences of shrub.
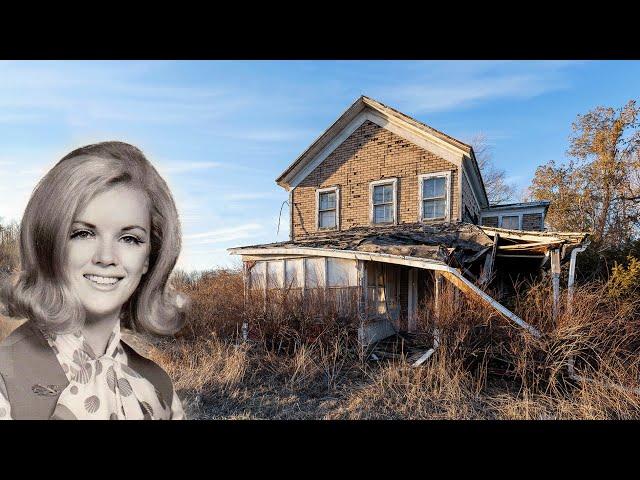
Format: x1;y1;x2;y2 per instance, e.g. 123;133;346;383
607;255;640;299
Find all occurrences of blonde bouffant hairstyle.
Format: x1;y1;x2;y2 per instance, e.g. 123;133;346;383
1;141;186;335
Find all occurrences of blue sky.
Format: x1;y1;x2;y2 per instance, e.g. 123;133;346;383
0;60;638;272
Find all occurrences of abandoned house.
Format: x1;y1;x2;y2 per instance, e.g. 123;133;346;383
229;96;589;346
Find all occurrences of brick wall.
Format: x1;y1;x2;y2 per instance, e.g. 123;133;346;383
291;120;459;239
523;213;543;231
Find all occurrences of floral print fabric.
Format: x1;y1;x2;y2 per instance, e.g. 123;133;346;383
0;323;185;420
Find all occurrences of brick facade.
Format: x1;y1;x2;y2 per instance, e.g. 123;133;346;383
291;121;461;239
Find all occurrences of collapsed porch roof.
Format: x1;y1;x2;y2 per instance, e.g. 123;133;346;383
228;222;590;266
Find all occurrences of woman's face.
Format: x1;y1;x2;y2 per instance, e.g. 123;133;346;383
65;185;151;323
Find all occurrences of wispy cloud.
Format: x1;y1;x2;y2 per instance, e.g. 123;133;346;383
184;223;265;244
378;61;577;113
0;61;253;128
223;192;282;201
213;127;318;143
157;161;224;174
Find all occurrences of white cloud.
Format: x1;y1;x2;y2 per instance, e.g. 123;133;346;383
377;61;577;114
175;248;240;273
157;161;224;175
0;61;254;128
223;192;281;201
184;223;265;244
213;127;318;143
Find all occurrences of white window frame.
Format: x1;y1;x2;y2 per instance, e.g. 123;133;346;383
419;171;452;222
316;186;339;231
369;178;398;225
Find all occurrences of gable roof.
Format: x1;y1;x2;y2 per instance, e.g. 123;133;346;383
275;96;489;207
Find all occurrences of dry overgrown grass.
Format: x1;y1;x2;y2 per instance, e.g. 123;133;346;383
140;267;640;419
1;264;638;419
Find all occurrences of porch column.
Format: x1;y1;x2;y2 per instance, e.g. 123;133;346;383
357;260;367;344
408;269;417;333
433;271;443;349
242;261;249;341
551;248;561;322
567;245;587;316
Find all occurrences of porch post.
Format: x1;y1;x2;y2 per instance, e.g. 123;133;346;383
242;261;249;341
567;245;587;316
551;248;561;322
408;269;417;333
433;271;442;349
357;260;367;345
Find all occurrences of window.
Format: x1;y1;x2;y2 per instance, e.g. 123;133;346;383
369;179;397;225
316;187;339;230
419;172;451;221
501;215;520;229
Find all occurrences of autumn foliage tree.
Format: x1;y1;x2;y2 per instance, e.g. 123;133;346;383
527;100;640;247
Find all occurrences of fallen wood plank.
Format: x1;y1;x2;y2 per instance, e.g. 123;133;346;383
412;348;436;367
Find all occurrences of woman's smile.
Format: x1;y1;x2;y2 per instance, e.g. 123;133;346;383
83;274;124;289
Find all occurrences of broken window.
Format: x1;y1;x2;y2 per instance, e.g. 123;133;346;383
327;257;358;287
370;179;397;225
366;262;399;319
501;215;520;229
317;188;338;229
420;172;450;221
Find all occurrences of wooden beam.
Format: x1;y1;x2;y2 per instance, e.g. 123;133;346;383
480;233;499;286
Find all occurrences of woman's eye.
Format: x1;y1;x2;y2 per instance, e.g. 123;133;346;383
121;235;143;245
70;230;93;239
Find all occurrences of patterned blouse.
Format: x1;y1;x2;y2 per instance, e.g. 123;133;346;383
0;322;185;420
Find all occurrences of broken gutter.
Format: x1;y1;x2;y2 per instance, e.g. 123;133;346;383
228;245;541;338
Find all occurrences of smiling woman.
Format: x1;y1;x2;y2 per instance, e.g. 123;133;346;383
0;142;188;420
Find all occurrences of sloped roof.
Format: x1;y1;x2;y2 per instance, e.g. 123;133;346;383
275;96;489;206
230;222;494;265
230;222;590;266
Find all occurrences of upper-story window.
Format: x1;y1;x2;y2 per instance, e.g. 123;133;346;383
419;171;451;222
317;187;339;230
369;178;397;225
500;215;520;229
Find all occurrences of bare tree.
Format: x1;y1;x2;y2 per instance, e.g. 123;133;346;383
470;133;516;205
0;218;20;276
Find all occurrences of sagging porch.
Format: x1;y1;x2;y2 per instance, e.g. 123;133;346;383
242;255;447;344
229;222;589;347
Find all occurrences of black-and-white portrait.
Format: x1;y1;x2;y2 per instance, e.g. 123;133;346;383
0;142;187;419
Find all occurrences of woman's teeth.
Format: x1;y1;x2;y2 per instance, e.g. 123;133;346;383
85;274;120;285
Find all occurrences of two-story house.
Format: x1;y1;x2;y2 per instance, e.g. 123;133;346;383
230;96;588;344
